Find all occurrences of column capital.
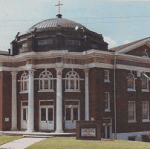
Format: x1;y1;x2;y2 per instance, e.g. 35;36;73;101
84;69;89;74
11;71;18;76
55;68;63;75
28;69;35;77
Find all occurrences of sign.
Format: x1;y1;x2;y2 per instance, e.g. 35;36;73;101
5;118;9;122
81;128;96;137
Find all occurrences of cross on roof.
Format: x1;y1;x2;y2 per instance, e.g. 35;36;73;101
55;1;63;14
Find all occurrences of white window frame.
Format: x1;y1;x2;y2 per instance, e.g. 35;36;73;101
65;71;81;92
20;72;29;93
128;101;136;123
141;73;149;92
65;99;80;122
142;101;149;122
38;70;54;92
104;70;110;83
127;73;136;92
105;92;110;112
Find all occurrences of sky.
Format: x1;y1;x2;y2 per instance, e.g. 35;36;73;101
1;0;150;51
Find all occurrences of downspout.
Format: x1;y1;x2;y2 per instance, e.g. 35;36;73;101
114;52;117;139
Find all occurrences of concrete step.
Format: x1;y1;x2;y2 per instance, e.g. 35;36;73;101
23;135;53;138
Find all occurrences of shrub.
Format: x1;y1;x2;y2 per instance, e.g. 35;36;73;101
141;134;150;142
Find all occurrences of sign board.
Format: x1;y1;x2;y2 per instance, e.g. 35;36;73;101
81;128;96;137
5;118;9;122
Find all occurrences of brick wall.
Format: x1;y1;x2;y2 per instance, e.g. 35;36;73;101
2;72;12;131
115;69;150;133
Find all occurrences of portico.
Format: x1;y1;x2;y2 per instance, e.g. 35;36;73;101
10;62;89;133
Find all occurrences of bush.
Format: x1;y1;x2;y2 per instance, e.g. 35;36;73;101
141;134;150;142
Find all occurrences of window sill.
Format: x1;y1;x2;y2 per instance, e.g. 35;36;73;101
128;120;137;123
105;109;111;112
142;89;149;92
142;119;150;122
127;88;136;92
20;91;28;94
38;89;54;93
65;89;81;92
104;80;110;83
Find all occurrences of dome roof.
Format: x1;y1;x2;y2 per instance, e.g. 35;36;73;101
29;17;87;30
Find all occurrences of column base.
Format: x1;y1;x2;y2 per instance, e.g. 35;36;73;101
55;130;64;133
26;129;35;133
11;128;18;131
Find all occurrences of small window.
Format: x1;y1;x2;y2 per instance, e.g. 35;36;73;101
142;51;149;58
22;43;27;48
128;101;136;123
38;39;53;45
127;73;136;91
141;73;149;91
142;101;149;121
104;70;109;82
20;72;29;93
65;40;80;46
105;92;110;111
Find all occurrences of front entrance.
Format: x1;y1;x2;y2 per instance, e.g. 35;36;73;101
39;100;54;131
21;101;28;130
65;100;80;129
102;118;112;139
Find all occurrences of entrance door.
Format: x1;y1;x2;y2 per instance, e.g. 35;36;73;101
65;100;80;129
21;102;28;130
39;101;54;131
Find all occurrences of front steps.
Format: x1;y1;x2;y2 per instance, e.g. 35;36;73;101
0;131;76;137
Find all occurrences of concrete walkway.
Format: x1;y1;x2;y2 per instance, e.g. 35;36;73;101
0;137;46;149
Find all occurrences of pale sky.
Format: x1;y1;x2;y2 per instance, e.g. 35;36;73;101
1;0;150;51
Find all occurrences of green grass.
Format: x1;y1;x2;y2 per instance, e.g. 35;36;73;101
0;134;22;146
26;137;150;149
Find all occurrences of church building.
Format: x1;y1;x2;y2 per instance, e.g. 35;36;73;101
0;3;150;141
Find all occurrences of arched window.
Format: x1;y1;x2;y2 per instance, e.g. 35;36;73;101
39;70;53;91
142;51;149;58
65;71;80;92
20;72;29;92
141;73;149;91
127;73;135;91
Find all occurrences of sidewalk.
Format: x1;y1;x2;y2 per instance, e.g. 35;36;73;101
0;137;46;149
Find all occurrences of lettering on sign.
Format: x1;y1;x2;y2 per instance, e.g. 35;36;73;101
81;128;96;137
5;118;9;122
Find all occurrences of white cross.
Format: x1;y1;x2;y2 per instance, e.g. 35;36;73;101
55;1;63;14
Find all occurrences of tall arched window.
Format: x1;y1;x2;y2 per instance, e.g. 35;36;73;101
65;71;80;92
20;72;29;93
141;73;149;91
127;73;136;91
39;70;53;92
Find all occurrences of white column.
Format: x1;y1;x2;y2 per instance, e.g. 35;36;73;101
27;69;35;132
84;69;89;121
55;68;63;133
11;71;18;131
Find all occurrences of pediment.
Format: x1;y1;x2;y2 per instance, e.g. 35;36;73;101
110;38;150;56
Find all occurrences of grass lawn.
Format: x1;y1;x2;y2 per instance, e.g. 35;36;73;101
0;134;22;146
26;137;150;149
